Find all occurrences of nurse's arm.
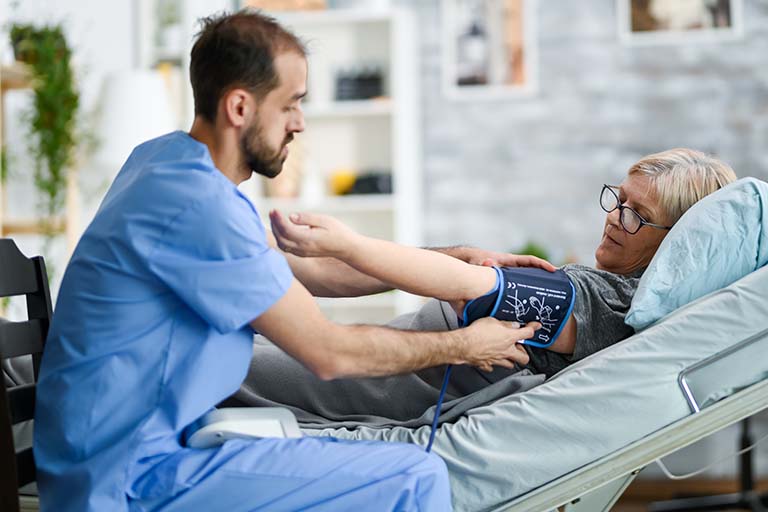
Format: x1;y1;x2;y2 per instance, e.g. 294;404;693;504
251;279;537;379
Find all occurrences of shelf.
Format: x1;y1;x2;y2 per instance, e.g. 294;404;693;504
0;62;33;91
303;99;391;120
255;194;394;214
1;217;66;236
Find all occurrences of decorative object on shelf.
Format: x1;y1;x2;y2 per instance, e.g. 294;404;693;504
329;169;391;195
264;134;306;198
329;169;357;195
9;23;79;223
442;0;537;100
244;0;327;10
334;65;385;101
347;172;391;195
618;0;743;45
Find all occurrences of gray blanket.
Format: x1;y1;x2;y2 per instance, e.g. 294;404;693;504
225;299;546;429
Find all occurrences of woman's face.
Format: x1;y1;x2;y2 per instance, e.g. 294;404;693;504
595;174;671;275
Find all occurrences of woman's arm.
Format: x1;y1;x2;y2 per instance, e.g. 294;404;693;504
546;316;576;354
266;228;394;297
270;210;497;302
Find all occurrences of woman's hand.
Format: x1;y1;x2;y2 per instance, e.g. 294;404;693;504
269;210;360;259
458;318;539;372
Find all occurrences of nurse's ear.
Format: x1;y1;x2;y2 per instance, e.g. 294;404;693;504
220;88;255;129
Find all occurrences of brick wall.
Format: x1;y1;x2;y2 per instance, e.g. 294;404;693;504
405;0;768;265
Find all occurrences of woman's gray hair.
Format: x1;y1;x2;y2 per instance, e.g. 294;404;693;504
629;148;737;224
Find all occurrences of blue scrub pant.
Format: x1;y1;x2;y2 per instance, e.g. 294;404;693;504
128;436;452;511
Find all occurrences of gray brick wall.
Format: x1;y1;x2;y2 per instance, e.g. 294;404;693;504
403;0;768;265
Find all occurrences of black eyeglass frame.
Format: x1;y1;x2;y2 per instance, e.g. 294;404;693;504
600;184;673;235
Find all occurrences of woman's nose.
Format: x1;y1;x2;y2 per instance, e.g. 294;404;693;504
606;208;622;229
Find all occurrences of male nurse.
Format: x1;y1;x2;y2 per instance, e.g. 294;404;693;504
34;10;536;511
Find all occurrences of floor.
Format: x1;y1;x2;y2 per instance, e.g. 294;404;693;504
611;479;768;512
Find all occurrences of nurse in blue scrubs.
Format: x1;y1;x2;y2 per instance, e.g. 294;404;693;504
33;10;537;512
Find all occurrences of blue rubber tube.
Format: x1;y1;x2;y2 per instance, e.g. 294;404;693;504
426;364;452;453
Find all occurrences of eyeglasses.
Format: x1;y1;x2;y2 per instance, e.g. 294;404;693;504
599;184;673;235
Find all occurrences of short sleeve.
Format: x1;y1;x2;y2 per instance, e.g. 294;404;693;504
565;265;637;361
524;265;639;378
146;193;293;334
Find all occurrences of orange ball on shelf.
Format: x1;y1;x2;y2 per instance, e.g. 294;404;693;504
329;170;357;195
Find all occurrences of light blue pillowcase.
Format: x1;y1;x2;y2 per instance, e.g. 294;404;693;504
626;177;768;330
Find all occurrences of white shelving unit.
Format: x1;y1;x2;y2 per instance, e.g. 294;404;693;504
239;8;423;324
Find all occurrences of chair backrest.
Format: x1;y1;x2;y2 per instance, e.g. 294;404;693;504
0;239;53;512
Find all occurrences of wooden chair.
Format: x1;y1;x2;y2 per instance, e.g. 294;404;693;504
0;239;53;512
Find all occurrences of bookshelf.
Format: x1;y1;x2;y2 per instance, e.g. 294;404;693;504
238;8;423;324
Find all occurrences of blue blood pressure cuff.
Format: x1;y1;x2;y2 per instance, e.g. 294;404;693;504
461;267;576;348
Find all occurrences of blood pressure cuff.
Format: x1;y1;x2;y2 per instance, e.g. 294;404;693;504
461;267;576;348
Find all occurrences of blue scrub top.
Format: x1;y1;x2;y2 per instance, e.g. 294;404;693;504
34;131;293;511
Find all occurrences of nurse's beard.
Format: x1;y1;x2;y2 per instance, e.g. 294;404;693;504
241;123;289;179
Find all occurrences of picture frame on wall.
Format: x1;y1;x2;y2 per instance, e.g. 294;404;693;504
618;0;743;45
442;0;537;100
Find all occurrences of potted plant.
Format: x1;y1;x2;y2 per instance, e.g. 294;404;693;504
9;23;80;224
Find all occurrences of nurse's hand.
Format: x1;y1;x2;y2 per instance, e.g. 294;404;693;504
459;319;539;372
270;210;359;259
449;247;556;272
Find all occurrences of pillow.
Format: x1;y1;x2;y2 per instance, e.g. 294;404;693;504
626;177;768;330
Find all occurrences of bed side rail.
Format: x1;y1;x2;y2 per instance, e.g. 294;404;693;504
498;334;768;512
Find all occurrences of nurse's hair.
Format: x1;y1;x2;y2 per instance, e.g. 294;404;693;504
190;9;306;122
628;148;737;224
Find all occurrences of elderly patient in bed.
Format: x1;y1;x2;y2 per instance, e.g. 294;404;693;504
225;148;736;421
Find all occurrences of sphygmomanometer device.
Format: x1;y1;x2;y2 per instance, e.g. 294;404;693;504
184;408;302;449
461;267;576;348
425;267;575;453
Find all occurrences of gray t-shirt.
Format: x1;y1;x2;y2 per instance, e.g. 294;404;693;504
524;264;644;378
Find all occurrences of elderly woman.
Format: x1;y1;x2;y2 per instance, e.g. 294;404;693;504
228;148;736;420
